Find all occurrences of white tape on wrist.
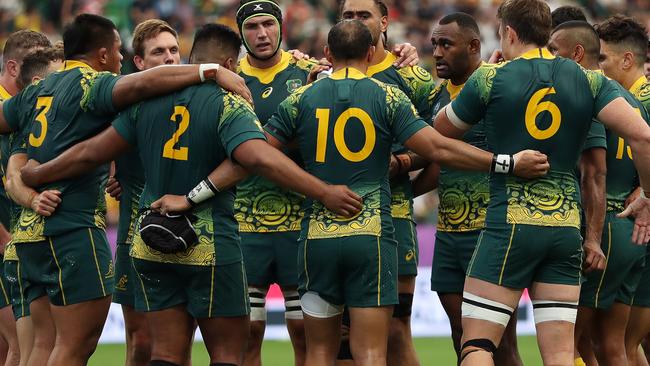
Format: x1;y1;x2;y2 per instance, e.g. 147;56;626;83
492;154;513;174
186;179;219;206
199;63;220;82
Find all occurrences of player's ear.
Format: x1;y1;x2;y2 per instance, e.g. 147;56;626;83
31;75;42;85
622;51;635;71
469;38;481;55
324;45;333;64
505;25;516;46
133;55;145;71
380;14;388;34
225;57;236;72
367;45;376;63
5;60;18;78
574;45;585;64
97;47;109;66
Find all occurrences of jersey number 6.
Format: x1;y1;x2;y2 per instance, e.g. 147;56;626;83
525;87;562;140
315;107;376;163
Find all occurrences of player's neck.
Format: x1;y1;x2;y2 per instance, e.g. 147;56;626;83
370;39;387;67
246;51;283;70
620;70;646;90
332;60;369;75
0;73;18;96
453;59;482;86
510;43;541;60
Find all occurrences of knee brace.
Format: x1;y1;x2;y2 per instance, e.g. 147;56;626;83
283;290;303;320
248;287;267;322
460;339;496;363
532;300;578;324
150;361;180;366
461;292;514;327
300;291;343;319
393;293;414;318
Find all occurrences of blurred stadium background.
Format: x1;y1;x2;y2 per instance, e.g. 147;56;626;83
2;0;650;364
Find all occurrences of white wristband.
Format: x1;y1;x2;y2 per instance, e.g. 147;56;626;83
186;179;220;206
492;154;514;174
199;63;220;82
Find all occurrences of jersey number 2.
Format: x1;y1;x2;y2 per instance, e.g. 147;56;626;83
525;87;562;140
315;108;376;163
163;106;189;161
30;96;53;148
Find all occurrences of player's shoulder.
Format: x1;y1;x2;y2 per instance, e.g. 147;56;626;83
395;63;433;85
429;80;449;100
633;80;650;109
290;56;319;73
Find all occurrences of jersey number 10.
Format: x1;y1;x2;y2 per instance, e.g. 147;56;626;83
315;107;376;163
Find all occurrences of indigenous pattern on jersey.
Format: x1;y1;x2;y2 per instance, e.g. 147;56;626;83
431;79;489;232
234;51;316;233
3;60;120;241
113;83;266;266
367;51;436;220
630;76;650;113
0;85;13;230
114;152;144;245
265;67;429;240
449;48;620;230
604;78;650;212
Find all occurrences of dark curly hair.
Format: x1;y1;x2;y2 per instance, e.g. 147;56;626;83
596;15;649;67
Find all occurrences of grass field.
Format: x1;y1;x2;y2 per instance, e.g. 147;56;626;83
89;336;545;365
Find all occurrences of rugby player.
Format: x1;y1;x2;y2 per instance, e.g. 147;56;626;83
336;1;436;364
549;19;649;366
233;1;418;365
0;30;53;366
429;1;650;365
595;15;650;366
415;12;522;366
260;19;548;366
0;13;253;366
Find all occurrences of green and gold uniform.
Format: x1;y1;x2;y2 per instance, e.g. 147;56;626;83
627;76;650;307
367;51;435;276
580;78;649;308
3;60;118;306
0;85;13;311
448;48;620;288
235;51;315;288
113;83;265;318
429;79;490;293
111;153;144;307
265;67;429;307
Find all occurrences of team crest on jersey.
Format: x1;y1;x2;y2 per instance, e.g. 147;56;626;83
286;79;302;93
262;86;273;99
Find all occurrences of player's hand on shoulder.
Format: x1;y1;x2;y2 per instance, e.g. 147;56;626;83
582;239;606;273
512;150;549;179
307;62;332;84
488;49;505;64
31;190;61;217
618;193;650;245
151;194;192;215
105;176;122;201
392;43;419;68
214;66;253;105
20;159;42;188
288;49;310;61
321;185;363;218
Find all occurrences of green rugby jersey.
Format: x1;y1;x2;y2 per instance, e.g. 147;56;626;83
449;48;620;229
113;83;266;266
3;60;120;241
431;79;489;232
265;67;429;240
367;51;436;221
603;77;650;212
114;152;144;245
234;50;316;233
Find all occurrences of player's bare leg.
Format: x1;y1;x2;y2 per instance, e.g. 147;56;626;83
14;316;33;366
439;292;522;365
626;307;650;365
529;282;580;366
0;306;19;366
47;295;111;366
388;277;418;366
26;297;53;366
243;285;267;366
121;305;151;366
575;307;598;365
350;306;393;366
304;313;342;366
199;315;249;365
283;287;306;366
144;305;194;365
590;303;631;365
460;278;522;366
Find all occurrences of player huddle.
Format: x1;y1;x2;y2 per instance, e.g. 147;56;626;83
0;0;646;366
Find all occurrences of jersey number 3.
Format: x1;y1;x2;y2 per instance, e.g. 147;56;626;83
315;108;376;163
30;96;53;148
525;87;562;140
163;106;190;161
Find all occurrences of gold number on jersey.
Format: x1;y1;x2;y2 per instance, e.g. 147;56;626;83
162;106;190;161
30;96;53;148
615;108;641;160
315;107;376;163
525;87;562;140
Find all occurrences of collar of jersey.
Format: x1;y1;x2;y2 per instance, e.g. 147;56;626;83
0;84;11;100
629;75;647;94
62;60;95;72
367;51;396;77
330;67;367;80
446;81;464;101
517;48;555;60
239;50;291;84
